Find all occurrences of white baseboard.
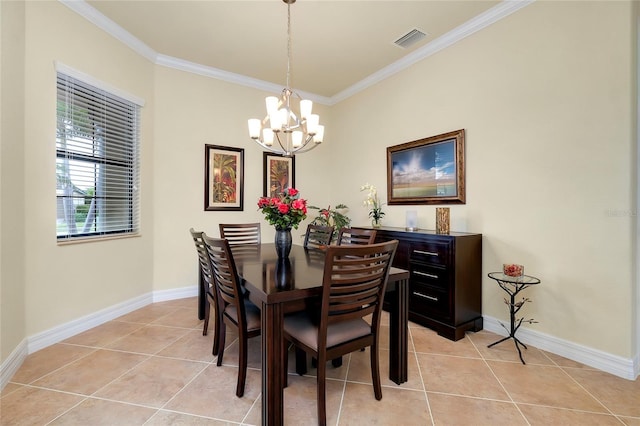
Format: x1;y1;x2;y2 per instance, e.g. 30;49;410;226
0;339;28;390
3;293;638;390
27;292;153;354
0;285;199;390
483;315;639;380
152;285;198;302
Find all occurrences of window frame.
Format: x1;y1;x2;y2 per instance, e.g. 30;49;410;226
55;64;143;242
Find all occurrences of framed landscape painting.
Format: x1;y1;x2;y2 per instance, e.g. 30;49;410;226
387;129;465;205
263;152;295;197
204;144;244;211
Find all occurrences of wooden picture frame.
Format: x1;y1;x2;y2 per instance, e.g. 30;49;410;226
263;152;295;197
387;129;465;205
204;144;244;211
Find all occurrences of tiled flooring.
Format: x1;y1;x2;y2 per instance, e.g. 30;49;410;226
2;297;639;425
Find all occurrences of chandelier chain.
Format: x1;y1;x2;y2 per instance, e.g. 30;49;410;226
286;1;292;89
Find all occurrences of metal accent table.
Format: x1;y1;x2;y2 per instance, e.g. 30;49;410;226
487;272;540;364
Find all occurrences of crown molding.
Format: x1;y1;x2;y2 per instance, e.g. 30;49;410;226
331;0;535;104
59;0;533;106
155;55;332;106
60;0;157;63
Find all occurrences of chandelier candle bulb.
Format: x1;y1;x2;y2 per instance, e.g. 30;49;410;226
248;119;261;139
306;114;319;134
300;99;312;119
266;96;279;114
314;125;324;143
269;113;282;131
263;128;274;146
279;108;289;127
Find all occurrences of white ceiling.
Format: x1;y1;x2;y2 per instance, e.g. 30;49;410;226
69;0;531;104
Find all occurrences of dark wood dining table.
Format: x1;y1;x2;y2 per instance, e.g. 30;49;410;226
198;243;409;426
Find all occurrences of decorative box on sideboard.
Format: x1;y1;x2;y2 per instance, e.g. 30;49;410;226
355;226;483;341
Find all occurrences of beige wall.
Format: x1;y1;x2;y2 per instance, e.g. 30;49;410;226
330;0;637;357
0;0;637;369
22;2;156;335
1;0;27;360
151;66;333;291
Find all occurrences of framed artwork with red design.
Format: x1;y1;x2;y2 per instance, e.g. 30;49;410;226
263;152;295;197
204;144;244;211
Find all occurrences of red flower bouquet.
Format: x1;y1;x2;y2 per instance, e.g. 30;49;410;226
257;188;307;230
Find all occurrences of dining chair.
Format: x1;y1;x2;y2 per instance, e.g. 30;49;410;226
329;227;378;368
202;234;261;398
336;227;377;245
283;240;399;426
219;223;261;245
189;228;222;355
303;224;334;249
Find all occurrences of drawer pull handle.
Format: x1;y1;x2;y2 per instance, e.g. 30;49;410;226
414;250;438;257
414;271;438;279
414;292;438;302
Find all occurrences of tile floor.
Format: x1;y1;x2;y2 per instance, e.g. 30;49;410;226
2;297;639;425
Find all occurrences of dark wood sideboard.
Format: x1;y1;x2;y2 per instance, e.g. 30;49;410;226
355;226;483;341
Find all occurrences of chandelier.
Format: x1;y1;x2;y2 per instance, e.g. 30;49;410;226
248;0;324;157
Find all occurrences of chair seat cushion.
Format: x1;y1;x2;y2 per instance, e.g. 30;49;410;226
283;311;371;350
224;299;261;332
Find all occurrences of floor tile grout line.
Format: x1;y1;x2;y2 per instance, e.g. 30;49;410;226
335;352;351;425
82;352;153;399
240;388;261;426
554;364;620;417
64;321;146;347
13;382;173;412
466;332;532;426
514;400;632;418
124;322;197;358
409;323;435;425
146;352;215;365
17;345;101;386
425;389;519;404
143;407;245;426
412;350;484;361
152;359;214;420
74;324;206;405
43;392;89;426
149;329;258;425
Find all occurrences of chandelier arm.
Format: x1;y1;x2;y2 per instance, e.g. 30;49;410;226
289;143;321;155
251;139;294;156
288;136;321;154
274;131;295;156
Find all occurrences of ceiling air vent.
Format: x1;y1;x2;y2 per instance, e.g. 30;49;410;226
394;28;427;49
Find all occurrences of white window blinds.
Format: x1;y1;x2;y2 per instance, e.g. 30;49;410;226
56;71;140;241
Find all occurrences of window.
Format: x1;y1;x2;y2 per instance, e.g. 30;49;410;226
56;70;141;241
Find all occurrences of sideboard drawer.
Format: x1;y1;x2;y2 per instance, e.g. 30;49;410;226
411;264;449;290
410;283;450;319
409;241;451;266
